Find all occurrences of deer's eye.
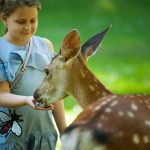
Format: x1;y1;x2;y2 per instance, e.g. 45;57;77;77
44;69;49;76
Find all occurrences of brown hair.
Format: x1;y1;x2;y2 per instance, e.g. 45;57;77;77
0;0;41;17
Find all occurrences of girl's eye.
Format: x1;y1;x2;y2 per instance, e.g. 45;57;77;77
44;69;49;76
31;20;36;23
17;21;25;24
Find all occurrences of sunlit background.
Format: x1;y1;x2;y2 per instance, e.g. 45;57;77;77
0;0;150;149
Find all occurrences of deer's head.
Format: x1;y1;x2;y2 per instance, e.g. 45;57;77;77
33;26;111;107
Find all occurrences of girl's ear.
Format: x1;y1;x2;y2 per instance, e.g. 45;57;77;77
0;13;8;25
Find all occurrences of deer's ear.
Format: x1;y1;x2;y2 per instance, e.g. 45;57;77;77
81;25;112;61
60;29;80;62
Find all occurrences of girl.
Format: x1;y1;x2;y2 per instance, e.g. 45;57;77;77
0;0;66;149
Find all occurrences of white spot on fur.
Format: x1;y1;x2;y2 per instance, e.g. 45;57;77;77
100;98;112;107
110;100;118;107
132;134;140;144
131;103;138;111
143;135;149;143
145;100;149;104
127;111;135;118
118;111;124;116
80;71;85;78
111;95;118;99
105;108;111;113
145;120;150;127
97;123;103;128
147;105;150;109
89;85;95;91
94;105;101;111
129;95;134;98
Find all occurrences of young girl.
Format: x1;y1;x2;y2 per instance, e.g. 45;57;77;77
0;0;67;149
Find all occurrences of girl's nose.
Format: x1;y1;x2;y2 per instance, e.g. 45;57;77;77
24;23;31;30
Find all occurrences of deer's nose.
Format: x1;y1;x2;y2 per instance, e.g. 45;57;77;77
33;89;41;101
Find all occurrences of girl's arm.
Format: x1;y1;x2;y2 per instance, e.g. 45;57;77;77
0;81;35;108
0;81;53;110
53;101;67;134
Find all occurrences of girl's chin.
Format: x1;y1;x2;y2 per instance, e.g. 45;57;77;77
19;35;32;41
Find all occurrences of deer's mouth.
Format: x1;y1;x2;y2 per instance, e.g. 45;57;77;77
33;99;53;108
33;99;46;107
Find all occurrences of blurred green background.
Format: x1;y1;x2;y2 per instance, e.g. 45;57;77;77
0;0;150;111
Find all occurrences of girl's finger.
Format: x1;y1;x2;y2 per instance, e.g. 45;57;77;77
35;104;54;110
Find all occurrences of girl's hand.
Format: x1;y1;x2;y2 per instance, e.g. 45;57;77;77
25;96;54;110
34;100;54;110
25;96;35;108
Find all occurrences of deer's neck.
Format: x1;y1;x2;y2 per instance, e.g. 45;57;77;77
67;57;111;109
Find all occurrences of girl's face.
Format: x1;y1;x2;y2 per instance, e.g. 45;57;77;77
3;6;38;45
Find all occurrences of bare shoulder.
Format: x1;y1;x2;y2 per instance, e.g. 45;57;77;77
42;38;54;52
0;81;10;92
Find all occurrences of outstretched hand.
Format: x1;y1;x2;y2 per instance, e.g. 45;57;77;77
26;96;54;110
34;101;54;110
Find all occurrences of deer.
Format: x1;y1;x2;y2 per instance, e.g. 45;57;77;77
34;26;150;150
